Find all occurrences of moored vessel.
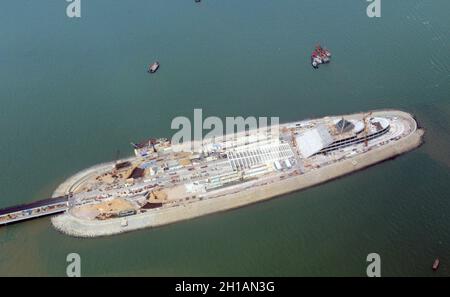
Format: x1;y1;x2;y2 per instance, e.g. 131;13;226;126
311;44;331;69
432;258;440;271
148;61;160;73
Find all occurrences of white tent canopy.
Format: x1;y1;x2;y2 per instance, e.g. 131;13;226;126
296;125;334;158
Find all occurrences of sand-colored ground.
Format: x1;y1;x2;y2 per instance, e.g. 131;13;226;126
148;190;168;203
71;198;135;220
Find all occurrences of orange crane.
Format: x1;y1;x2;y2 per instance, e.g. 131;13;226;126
363;112;373;147
291;128;297;147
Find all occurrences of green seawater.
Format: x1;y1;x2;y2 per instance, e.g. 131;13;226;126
0;0;449;276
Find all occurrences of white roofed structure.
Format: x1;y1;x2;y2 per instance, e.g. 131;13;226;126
296;125;334;158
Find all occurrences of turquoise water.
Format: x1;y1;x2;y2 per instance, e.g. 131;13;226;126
0;0;449;276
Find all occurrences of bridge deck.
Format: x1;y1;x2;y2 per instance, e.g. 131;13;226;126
0;196;68;225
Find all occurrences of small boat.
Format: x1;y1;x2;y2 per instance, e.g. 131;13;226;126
320;47;331;58
316;44;331;57
311;56;322;69
148;61;160;73
311;58;319;69
432;258;440;271
311;44;331;69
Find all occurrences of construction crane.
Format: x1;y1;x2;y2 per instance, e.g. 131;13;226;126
149;138;157;153
290;128;297;148
363;112;373;147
